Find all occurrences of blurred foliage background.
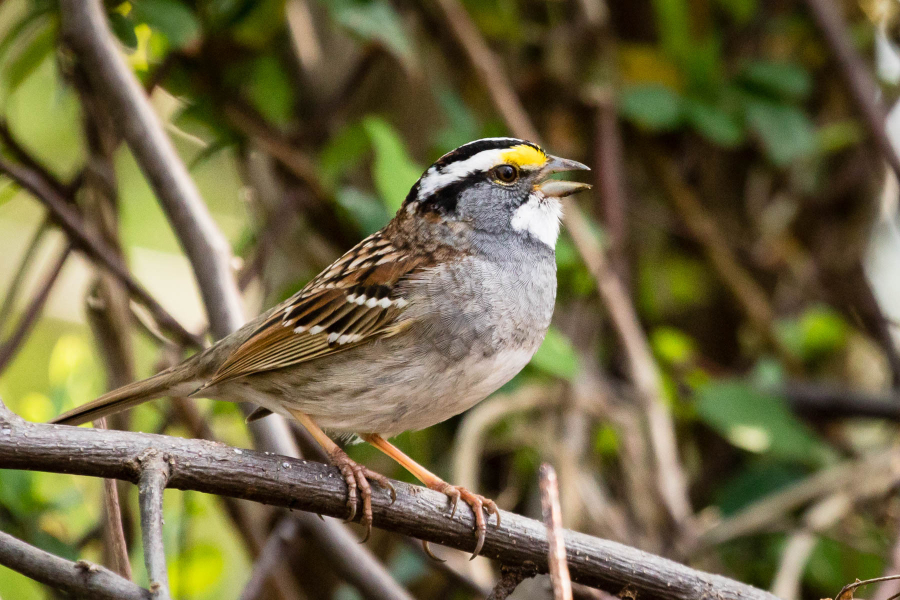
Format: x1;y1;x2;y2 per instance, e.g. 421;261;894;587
2;0;900;598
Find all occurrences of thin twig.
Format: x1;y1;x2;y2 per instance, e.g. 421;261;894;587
0;216;50;332
802;0;900;179
0;156;202;348
0;404;781;600
0;122;72;198
592;89;630;283
0;244;71;373
238;518;301;600
433;0;539;142
103;475;133;579
694;447;900;551
486;564;538;600
138;453;171;600
0;529;150;600
59;0;243;340
94;419;133;581
645;145;799;367
837;576;900;600
541;464;573;600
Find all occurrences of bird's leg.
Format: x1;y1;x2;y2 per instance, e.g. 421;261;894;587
362;433;499;558
284;408;395;541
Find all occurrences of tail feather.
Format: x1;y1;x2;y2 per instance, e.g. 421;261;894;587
50;365;199;426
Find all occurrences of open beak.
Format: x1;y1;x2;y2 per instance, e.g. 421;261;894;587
536;155;592;198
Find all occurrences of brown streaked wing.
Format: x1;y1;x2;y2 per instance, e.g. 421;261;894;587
203;238;430;388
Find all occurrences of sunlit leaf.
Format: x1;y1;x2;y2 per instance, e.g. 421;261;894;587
3;21;55;94
0;9;52;66
168;543;225;596
651;327;696;365
363;116;422;212
131;0;200;49
593;425;620;456
619;84;684;131
776;305;849;361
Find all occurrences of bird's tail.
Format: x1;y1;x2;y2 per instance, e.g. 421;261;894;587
49;362;200;426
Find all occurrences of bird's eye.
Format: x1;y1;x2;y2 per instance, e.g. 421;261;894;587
493;164;518;183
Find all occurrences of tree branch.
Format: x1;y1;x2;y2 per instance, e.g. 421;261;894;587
0;156;202;348
59;0;243;340
0;529;150;600
540;464;573;600
0;403;779;600
137;453;171;600
238;518;301;600
0;244;71;373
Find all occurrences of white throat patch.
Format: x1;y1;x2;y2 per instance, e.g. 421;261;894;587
510;194;562;247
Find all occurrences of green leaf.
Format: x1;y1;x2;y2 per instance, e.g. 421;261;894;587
168;543;224;597
319;122;370;186
243;55;294;125
714;0;758;24
3;21;55;94
714;462;803;516
335;186;391;235
0;9;52;66
684;98;745;146
331;0;415;69
619;85;684;131
593;425;620;456
651;0;691;62
530;327;579;380
696;381;829;463
806;538;883;597
651;326;696;365
744;100;816;165
776;305;848;361
362;116;422;212
108;12;138;49
433;85;480;152
739;61;812;101
131;0;200;49
817;120;864;154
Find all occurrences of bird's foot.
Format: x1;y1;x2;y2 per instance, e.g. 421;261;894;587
328;446;396;542
429;481;500;559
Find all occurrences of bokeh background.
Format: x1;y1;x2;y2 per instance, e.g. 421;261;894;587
2;0;900;598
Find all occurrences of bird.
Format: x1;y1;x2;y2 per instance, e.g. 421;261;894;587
50;137;591;558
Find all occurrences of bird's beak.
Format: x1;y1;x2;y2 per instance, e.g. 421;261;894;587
536;155;592;198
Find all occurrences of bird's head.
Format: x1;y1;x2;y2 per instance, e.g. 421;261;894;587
402;138;591;248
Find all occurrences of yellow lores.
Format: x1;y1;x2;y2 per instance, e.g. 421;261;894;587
499;144;547;169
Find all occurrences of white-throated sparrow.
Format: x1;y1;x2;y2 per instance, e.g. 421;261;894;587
51;138;590;557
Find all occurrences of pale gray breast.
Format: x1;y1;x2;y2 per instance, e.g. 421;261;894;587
401;242;557;365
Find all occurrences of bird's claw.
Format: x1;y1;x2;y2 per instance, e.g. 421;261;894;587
430;482;499;559
328;448;394;543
